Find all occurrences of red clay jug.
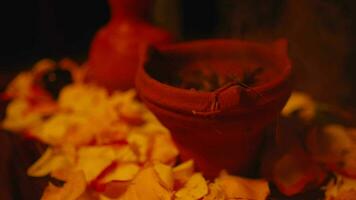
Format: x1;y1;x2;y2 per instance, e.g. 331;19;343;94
136;39;292;178
87;0;172;91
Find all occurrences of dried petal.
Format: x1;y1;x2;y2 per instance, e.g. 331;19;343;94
101;163;140;183
2;98;43;132
28;148;72;177
342;150;356;178
153;162;174;190
282;92;315;121
114;146;138;163
325;174;356;200
150;132;178;165
120;165;172;200
173;160;195;188
272;151;326;196
203;183;226;200
102;180;131;199
216;171;269;200
41;171;87;200
76;146;117;182
175;173;208;200
127;132;150;163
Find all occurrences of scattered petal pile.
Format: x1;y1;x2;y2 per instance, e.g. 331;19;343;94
1;59;270;200
262;92;356;198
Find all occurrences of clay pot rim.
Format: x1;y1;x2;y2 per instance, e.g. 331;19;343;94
136;39;291;115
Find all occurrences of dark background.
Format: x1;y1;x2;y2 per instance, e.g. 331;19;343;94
0;0;355;105
0;0;219;69
0;0;110;69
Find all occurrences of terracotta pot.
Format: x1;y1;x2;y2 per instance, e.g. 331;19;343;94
136;39;292;177
87;0;172;91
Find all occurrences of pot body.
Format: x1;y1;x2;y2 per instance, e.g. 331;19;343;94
87;0;172;91
136;39;292;177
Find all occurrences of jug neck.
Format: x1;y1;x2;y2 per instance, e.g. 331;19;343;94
108;0;152;21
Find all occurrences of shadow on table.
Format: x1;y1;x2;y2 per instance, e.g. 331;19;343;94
0;130;48;200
